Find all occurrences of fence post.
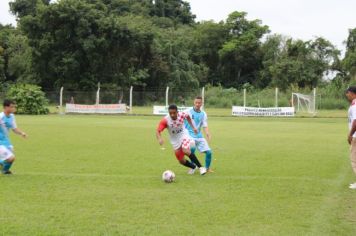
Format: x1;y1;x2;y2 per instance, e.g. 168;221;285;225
59;86;64;115
202;87;205;109
291;93;294;108
275;87;279;107
243;89;246;107
96;82;100;105
313;88;316;114
129;86;133;113
165;86;169;107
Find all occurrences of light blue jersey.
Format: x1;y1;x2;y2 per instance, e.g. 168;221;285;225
0;112;17;147
184;107;208;139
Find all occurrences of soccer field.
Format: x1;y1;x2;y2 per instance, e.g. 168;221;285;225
1;115;355;235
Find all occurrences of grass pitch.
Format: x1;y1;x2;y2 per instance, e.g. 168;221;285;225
0;115;355;235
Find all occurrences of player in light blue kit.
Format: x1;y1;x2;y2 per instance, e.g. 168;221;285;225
0;99;27;174
185;96;213;173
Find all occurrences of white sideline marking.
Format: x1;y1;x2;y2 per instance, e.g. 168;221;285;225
308;163;350;234
18;172;336;183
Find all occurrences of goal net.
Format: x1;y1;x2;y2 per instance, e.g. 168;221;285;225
292;91;316;114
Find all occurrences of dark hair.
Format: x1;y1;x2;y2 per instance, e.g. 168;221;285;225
168;104;178;111
346;86;356;94
195;96;203;100
3;99;15;107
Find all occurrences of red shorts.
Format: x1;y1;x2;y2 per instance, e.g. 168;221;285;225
174;138;192;161
174;149;185;161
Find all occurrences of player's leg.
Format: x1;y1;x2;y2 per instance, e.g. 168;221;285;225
205;150;213;172
188;143;199;174
182;139;199;167
350;138;356;189
182;139;206;175
196;138;213;172
190;145;196;155
175;149;196;169
0;146;15;174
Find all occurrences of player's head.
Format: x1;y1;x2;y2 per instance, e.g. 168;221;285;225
3;99;16;113
346;86;356;102
168;104;178;120
194;96;203;110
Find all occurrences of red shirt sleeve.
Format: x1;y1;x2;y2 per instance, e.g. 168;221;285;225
157;118;168;132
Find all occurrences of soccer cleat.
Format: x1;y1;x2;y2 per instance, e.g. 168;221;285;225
349;183;356;189
2;170;12;175
199;167;207;175
207;168;214;173
187;167;197;175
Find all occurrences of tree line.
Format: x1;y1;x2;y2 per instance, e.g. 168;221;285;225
0;0;355;92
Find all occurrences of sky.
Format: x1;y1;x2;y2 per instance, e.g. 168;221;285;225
1;0;355;53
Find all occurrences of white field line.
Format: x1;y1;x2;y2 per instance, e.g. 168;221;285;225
15;172;338;184
308;161;350;235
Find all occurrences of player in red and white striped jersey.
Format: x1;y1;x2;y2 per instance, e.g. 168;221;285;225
156;104;207;175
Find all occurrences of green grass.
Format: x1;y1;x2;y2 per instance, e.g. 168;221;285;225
0;115;355;235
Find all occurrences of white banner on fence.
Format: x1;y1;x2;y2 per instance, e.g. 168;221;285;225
66;104;127;114
232;106;295;117
153;106;188;115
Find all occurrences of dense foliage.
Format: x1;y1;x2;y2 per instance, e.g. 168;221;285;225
6;83;49;114
0;0;354;93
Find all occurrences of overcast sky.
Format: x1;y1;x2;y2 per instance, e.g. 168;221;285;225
1;0;355;53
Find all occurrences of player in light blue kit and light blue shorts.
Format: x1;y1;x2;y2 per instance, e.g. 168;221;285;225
0;99;27;175
184;96;213;173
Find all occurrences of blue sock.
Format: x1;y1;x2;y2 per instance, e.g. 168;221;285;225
205;150;212;169
0;159;5;169
3;162;12;172
190;146;196;154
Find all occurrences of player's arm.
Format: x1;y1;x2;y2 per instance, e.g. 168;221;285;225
203;127;211;142
185;114;198;134
156;118;167;146
13;128;27;138
11;118;27;138
348;119;356;144
202;113;211;142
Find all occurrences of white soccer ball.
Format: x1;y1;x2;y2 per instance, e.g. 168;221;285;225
162;170;175;183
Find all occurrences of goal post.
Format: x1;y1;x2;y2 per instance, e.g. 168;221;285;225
291;88;317;114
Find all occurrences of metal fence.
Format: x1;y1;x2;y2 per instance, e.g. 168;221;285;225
45;88;204;107
0;87;348;111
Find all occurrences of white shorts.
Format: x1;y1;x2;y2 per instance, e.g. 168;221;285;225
193;138;211;153
171;136;195;150
0;145;14;161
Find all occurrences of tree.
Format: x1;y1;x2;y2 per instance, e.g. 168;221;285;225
191;21;229;85
343;28;356;81
6;83;49;114
6;0;343;92
218;11;269;88
10;0;50;18
258;34;286;88
146;25;208;90
12;0;155;90
0;24;35;87
264;37;340;90
150;0;195;25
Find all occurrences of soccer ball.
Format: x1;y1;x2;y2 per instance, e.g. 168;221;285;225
162;170;175;183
